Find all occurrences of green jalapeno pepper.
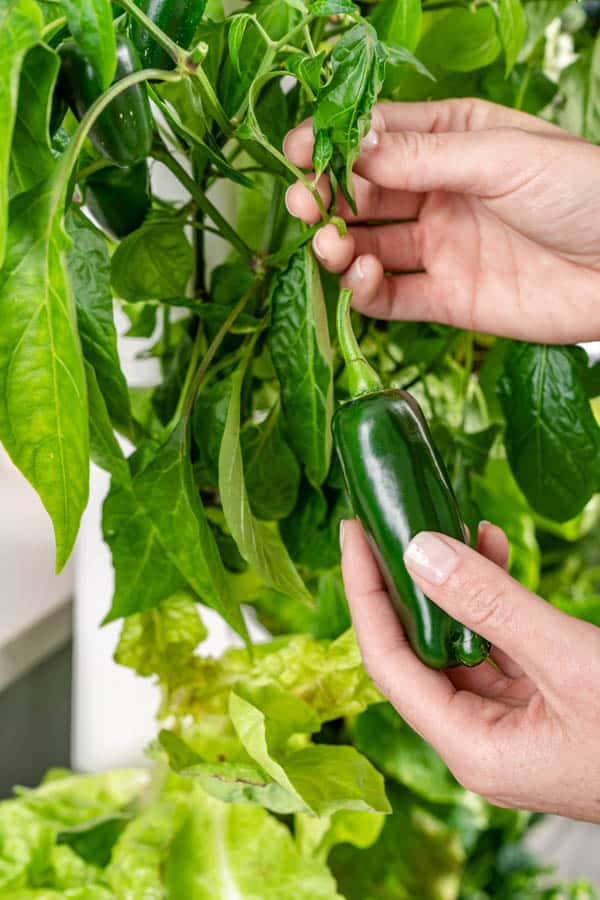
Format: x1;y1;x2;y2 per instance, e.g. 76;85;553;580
129;0;206;70
332;289;490;669
58;35;153;167
83;162;151;240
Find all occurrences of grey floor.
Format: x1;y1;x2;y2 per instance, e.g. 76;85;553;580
0;642;71;797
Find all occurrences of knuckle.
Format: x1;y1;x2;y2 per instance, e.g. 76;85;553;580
452;573;513;633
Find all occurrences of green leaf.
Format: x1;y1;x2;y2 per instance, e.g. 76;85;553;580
552;36;600;142
281;482;349;572
60;0;117;90
295;809;384;863
218;361;313;606
353;703;462;804
471;458;541;591
369;0;422;53
420;8;501;72
229;684;390;815
193;377;232;487
107;796;191;899
313;23;386;210
499;0;527;75
310;0;359;14
498;342;600;521
0;168;89;571
270;246;333;488
228;14;252;76
165;787;344;899
286;51;325;97
66;209;132;434
0;0;43;267
518;0;569;61
9;43;59;195
242;411;301;520
85;362;129;483
311;128;333;179
160;729;307;814
106;420;249;642
111;223;194;302
114;592;207;679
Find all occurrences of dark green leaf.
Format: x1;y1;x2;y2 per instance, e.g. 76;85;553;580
499;0;527;74
0;0;43;267
193;377;233;486
313;23;386;210
111;223;194;301
60;0;116;89
369;0;422;53
281;483;350;571
66;209;132;434
0;168;88;570
242;411;301;520
353;703;461;804
9;43;59;195
498;342;600;521
583;358;600;398
218;360;313;606
270;246;333;488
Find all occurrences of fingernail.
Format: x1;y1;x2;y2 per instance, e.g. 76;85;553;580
313;229;327;263
284;184;295;215
361;128;379;151
339;519;346;552
346;256;364;286
404;532;459;586
478;519;492;533
282;129;295;158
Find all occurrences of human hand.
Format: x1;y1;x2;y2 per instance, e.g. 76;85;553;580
284;99;600;343
340;518;600;822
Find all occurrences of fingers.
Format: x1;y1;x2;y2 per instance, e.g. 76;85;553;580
336;254;436;323
285;172;422;225
477;521;510;571
340;519;483;750
313;222;424;275
402;531;574;685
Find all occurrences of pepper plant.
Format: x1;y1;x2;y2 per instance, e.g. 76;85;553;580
1;0;600;896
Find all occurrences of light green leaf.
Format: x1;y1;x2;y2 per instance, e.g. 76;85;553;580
518;0;569;62
9;43;59;195
0;168;89;570
66;209;132;434
228;14;252;76
166;788;343;899
60;0;117;90
218;362;313;606
85;362;129;484
270;246;333;488
114;592;207;678
295;809;384;863
107;796;190;900
552;36;600;142
111;223;194;302
499;0;527;74
369;0;422;53
242;410;301;520
0;0;43;266
421;7;501;72
229;684;390;815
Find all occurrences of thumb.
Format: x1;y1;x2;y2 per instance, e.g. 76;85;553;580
354;127;545;198
403;531;575;681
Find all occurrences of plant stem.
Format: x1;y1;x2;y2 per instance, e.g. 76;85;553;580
42;15;66;39
116;0;182;64
303;23;317;56
156;147;253;261
183;286;259;418
337;289;382;397
75;158;113;182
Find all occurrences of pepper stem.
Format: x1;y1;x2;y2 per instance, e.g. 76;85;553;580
336;289;383;397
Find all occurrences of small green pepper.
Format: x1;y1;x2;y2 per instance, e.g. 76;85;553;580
332;289;490;669
58;35;153;168
83;162;151;241
129;0;206;70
